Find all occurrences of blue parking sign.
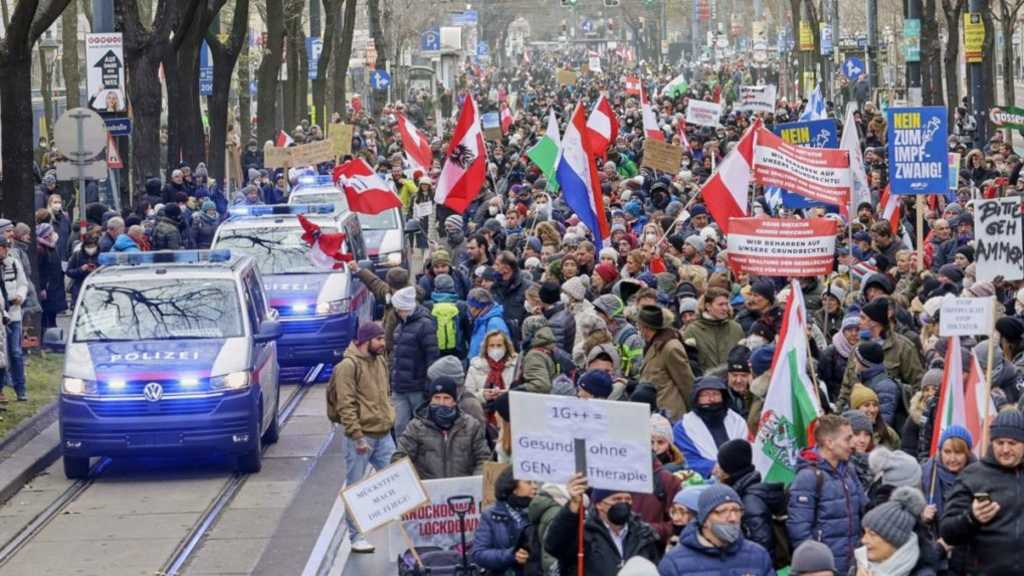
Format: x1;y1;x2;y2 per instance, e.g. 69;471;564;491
887;107;949;195
421;28;440;51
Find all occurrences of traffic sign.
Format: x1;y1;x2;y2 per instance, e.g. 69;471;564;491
104;116;132;136
370;69;391;91
54;108;107;162
580;18;594;34
842;57;866;80
307;37;323;80
477;41;489;57
199;40;213;96
106;134;123;169
421;28;440;51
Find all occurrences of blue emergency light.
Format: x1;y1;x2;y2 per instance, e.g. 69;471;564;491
98;250;233;267
296;175;335;187
227;204;335;218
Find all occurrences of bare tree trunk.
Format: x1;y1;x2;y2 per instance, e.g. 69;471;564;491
1001;15;1016;117
313;0;340;129
332;0;356;119
367;0;387;113
257;0;286;144
922;0;943;106
238;41;252;141
982;4;997;138
942;0;964;119
61;0;80;109
207;0;250;186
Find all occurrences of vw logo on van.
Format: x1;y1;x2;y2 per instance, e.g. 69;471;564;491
143;382;164;402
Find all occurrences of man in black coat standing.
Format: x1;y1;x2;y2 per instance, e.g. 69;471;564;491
713;439;786;566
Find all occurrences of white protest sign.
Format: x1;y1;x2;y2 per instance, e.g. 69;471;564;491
736;85;777;114
939;297;995;337
341;458;429;533
686;99;722;128
974;197;1024;283
86;33;127;113
510;391;652;493
391;475;483;555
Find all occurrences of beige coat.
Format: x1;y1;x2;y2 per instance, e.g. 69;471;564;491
639;330;695;421
328;343;394;440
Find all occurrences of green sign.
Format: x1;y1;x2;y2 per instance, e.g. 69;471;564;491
903;18;921;62
990;105;1024;130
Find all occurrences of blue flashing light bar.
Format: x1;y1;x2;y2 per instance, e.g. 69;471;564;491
98;250;232;267
227;204;335;217
296;175;334;186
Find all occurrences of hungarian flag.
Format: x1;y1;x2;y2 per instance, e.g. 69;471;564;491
500;105;514;134
526;109;561;191
275;131;294;148
332;158;403;215
396;112;433;174
625;76;642;96
752;280;822;485
585;94;619;159
661;73;688;99
435;92;487;213
929;337;968;457
699;119;757;233
640;86;664;142
965;346;997;457
297;214;352;270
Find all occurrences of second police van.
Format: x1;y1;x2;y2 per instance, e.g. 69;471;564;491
211;204;374;380
53;250;282;478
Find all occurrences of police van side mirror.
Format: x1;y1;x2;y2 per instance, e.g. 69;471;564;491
254;320;281;343
43;327;66;352
404;218;422;235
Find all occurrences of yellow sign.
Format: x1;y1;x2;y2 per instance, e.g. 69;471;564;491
329;122;354;159
799;20;813;52
963;12;984;63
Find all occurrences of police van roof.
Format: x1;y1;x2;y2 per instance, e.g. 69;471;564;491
219;205;355;230
92;250;252;280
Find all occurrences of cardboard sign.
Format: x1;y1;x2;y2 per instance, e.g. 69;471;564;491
330;122;354;158
726;217;838;277
642;139;685;173
686;99;722;128
939;297;995;337
394;475;483;553
557;69;577;86
263;139;337;168
974;197;1024;282
340;458;429;534
510;391;652;494
481;462;511;508
753;127;851;207
887;107;949;195
736;85;777;115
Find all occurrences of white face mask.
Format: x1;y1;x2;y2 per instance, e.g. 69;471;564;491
487;347;506;362
488;206;499;216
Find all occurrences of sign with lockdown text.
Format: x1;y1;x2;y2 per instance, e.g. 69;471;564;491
393;475;483;553
939;297;995;337
340;458;428;533
510;391;652;494
887;107;949;195
973;197;1024;282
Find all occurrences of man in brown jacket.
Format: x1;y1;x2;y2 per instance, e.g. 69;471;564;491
637;305;695;421
330;321;395;554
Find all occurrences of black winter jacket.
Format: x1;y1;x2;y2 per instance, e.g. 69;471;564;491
728;469;787;566
390;305;439;394
493;271;531;345
544;505;660;576
542;302;575;353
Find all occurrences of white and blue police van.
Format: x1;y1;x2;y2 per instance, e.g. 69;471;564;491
287;174;413;277
52;250;282;479
211;204;373;378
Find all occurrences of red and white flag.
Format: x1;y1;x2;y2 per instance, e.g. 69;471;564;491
585;94;619;159
500;105;514;134
699;120;757;234
298;214;352;270
625;76;642;96
332;158;403;215
275;131;294;148
640;86;664;142
397;113;433;174
435;93;487;214
879;185;900;234
676;113;690;150
965;347;998;457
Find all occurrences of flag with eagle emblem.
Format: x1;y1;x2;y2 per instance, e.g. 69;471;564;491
435;93;487;213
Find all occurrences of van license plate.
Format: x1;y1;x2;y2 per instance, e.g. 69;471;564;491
128;433;182;447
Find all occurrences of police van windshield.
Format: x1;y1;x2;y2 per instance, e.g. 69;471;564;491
292;189;398;231
73;280;244;342
214;225;333;275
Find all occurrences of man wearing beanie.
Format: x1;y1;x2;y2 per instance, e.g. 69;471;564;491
713;439;786;564
853;341;902;428
427;356;485;425
736;280;774;333
576;369;614;400
347;260;409;351
725;345;753;418
942;409;1024;575
393;375;490;480
855;487;935;574
389;285;439;437
329;322;394;553
658;484;774;575
790;540;836;576
839;296;922;413
637;305;695;420
672;376;749;478
417;247;471;300
538;281;575;352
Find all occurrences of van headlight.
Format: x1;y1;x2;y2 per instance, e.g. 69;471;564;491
381;251;403;267
316;298;350;315
209;371;250;390
63;377;98;396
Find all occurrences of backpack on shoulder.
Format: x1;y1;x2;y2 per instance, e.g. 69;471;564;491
432;302;461;355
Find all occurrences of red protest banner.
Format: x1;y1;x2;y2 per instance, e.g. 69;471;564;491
752;127;852;207
726;217;838;277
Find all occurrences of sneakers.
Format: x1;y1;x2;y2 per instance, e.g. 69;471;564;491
350;536;375;553
16;395;27;402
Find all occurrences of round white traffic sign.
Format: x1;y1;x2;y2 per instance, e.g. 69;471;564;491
54;107;107;161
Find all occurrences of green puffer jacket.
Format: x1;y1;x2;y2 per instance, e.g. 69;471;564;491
519;327;558;394
527;484;571;575
682;314;744;374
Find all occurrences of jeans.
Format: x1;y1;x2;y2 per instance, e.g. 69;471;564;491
5;321;25;397
392;391;424;439
345;432;396;540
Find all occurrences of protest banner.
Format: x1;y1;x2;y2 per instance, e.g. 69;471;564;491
752;127;851;206
642;139;685;173
510;391;652;493
973;196;1024;282
482;462;511;508
939;297;995;337
263;139;337;168
726;217;838;277
557;69;577;86
340;458;429;534
887;107;949;194
329;122;354;159
736;85;777;114
392;475;483;554
770;119;840;209
481;111;502;141
686;99;722;128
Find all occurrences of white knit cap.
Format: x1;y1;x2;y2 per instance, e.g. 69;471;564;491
391;286;417;311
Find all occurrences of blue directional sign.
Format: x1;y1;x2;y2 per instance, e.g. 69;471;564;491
104;116;132;136
842;57;866;80
370;69;391;91
199;41;213;96
477;41;489;57
580;18;594;33
306;37;323;80
421;28;440;51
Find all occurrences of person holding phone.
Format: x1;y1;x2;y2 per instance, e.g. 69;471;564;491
941;410;1024;575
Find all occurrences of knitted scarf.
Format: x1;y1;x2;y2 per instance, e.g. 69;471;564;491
485;356;508;392
855;535;920;576
832;330;854;359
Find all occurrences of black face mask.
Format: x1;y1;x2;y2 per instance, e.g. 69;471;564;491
507;494;532;510
428;404;459;430
657;451;674;465
606;502;631;526
695;401;727;420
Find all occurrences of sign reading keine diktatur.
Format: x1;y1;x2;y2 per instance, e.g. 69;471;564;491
341;458;428;533
726;217;838;277
973;197;1024;283
509;391;652;493
939;297;995;337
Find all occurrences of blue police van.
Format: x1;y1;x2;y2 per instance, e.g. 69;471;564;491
53;250;282;479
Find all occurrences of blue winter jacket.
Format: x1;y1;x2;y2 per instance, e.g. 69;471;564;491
657;522;774;576
112;234;140;253
469;304;510;360
470;501;528;575
860;364;901;426
786;449;868;576
390;305;439;394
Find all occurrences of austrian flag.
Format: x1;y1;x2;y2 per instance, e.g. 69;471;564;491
396;113;433;173
332;158;403;215
435;93;487;213
699;120;757;233
297;214;352;270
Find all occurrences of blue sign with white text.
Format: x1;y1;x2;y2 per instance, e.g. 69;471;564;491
771;119;839;210
370;69;391;91
421;28;440;51
887;107;949;195
199;41;213;96
842;57;865;80
306;37;323;80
